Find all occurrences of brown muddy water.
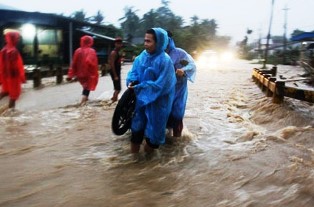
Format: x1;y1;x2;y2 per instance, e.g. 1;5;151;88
0;60;313;207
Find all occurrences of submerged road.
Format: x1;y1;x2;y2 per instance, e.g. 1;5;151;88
0;60;313;207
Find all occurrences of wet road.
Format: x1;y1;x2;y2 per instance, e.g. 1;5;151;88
0;60;313;207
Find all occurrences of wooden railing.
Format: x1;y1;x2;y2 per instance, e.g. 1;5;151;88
252;67;314;103
25;64;110;88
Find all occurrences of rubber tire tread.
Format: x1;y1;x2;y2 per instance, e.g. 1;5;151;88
111;89;136;135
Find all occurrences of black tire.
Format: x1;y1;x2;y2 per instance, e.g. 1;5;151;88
111;89;136;135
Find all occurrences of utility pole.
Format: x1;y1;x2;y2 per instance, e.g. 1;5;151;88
263;0;275;69
283;5;289;65
258;28;263;60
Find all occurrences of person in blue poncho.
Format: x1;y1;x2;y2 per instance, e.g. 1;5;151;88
166;31;196;137
126;28;176;154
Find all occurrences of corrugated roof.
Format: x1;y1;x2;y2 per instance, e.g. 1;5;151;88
291;32;314;41
77;29;115;41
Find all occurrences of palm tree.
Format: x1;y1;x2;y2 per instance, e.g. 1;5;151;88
92;10;104;25
71;10;86;21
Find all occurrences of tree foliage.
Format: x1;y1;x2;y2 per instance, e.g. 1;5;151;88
70;10;86;21
118;0;222;55
91;10;105;25
70;0;230;55
119;6;141;42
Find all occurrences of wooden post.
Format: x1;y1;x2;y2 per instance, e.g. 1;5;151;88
258;72;263;89
33;68;41;88
262;74;270;92
252;69;258;82
267;77;276;97
271;66;277;77
273;81;285;103
56;66;63;84
101;64;108;76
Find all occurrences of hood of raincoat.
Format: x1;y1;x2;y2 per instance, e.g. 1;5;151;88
80;35;94;48
5;31;20;47
151;28;168;56
167;36;176;53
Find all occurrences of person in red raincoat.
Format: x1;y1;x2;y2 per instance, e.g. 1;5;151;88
70;35;99;106
0;30;25;111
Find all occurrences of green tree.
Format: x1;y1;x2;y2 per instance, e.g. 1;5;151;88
154;0;182;29
117;0;227;55
237;29;254;59
190;15;199;25
138;0;183;34
71;10;86;21
91;10;105;25
119;6;141;42
141;10;159;31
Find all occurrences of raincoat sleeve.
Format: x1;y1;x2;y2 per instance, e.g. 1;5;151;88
133;54;176;108
182;53;196;83
126;55;141;86
67;67;74;80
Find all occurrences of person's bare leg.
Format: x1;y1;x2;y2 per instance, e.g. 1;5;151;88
111;91;119;102
144;143;154;153
173;120;183;137
8;99;15;109
130;142;142;161
80;95;88;106
131;142;141;153
1;99;15;115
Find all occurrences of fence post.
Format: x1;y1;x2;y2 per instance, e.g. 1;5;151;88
271;66;277;77
273;81;285;103
56;66;63;84
262;74;270;92
33;68;41;88
267;77;276;97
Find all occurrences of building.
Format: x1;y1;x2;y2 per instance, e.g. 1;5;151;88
0;9;120;69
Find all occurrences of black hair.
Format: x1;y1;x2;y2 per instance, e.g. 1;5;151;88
146;28;157;42
167;30;173;38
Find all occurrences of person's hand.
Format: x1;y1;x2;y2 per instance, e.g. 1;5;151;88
128;83;134;89
176;69;185;77
114;76;119;81
128;81;139;89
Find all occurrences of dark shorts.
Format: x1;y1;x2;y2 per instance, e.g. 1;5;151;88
110;70;121;91
82;89;90;96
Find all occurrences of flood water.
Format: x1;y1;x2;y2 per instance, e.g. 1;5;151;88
0;59;313;207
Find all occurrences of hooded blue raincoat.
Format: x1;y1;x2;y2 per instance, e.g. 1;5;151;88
167;37;196;121
126;28;176;145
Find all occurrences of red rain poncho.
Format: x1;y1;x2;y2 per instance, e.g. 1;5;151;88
0;31;25;100
70;35;99;91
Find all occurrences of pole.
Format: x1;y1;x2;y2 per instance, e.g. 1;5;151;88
283;5;289;65
263;0;275;69
69;22;73;64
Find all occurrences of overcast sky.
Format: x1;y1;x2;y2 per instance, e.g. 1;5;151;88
1;0;313;45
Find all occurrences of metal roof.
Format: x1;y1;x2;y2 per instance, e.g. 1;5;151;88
77;29;116;41
291;32;314;41
0;9;110;30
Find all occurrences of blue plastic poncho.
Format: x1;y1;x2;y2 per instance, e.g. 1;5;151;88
126;28;176;145
167;37;196;120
